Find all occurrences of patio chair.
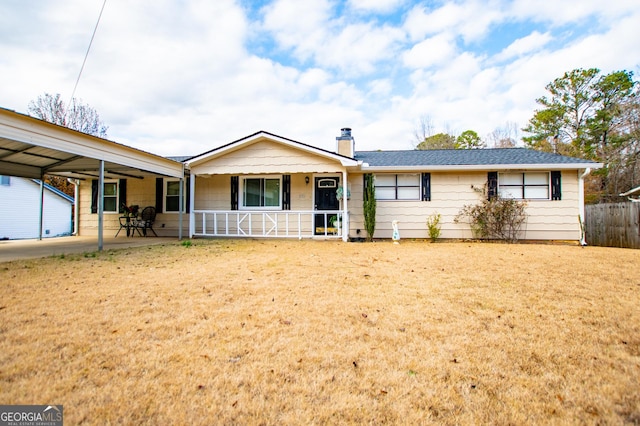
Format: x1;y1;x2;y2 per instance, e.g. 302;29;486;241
133;206;158;237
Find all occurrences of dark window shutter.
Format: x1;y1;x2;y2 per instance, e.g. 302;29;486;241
422;173;431;201
185;177;191;213
91;179;98;214
551;171;561;200
118;179;127;213
282;175;291;210
231;176;239;210
155;178;163;213
363;174;370;202
487;171;498;200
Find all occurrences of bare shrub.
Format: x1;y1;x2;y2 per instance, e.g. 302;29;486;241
456;186;528;243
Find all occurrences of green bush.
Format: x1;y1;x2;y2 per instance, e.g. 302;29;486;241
426;213;441;242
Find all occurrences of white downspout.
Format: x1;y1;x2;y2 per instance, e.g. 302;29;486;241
342;170;348;242
578;168;591;246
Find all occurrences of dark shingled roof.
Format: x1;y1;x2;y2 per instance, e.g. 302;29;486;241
167;156;193;162
354;148;598;167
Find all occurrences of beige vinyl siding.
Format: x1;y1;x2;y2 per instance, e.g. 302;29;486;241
78;177;190;237
347;170;582;241
194;174;314;211
191;140;344;175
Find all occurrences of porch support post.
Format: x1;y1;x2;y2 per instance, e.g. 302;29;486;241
38;177;44;240
97;160;104;251
342;170;348;242
178;175;184;241
189;173;196;238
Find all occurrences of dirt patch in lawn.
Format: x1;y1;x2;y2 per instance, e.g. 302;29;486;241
1;239;639;424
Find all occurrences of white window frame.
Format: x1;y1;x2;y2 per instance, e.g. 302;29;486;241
103;180;119;213
374;173;421;201
498;172;550;200
240;175;282;210
164;179;184;213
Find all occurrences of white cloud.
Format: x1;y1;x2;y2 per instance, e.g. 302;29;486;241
262;0;404;75
403;34;456;69
403;1;503;43
348;0;406;14
494;31;553;62
508;0;639;25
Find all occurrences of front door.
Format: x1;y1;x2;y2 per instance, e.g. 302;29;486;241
314;177;339;234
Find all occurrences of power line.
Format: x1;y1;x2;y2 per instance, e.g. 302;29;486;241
68;0;107;106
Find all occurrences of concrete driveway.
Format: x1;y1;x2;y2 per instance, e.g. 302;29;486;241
0;236;179;263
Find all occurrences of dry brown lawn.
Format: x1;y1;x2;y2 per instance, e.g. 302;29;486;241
0;239;639;425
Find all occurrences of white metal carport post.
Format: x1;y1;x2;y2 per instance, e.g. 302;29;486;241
98;160;104;251
38;178;44;240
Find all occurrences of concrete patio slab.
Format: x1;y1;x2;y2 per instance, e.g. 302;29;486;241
0;236;179;263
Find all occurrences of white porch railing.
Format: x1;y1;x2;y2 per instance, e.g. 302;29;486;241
192;210;346;239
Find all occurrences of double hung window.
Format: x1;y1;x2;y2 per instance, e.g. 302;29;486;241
103;181;118;212
499;172;550;200
374;174;421;200
165;180;182;212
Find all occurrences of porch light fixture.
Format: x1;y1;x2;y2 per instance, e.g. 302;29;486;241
305;176;310;185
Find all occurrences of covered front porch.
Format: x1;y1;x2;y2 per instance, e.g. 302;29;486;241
185;131;360;242
188;172;350;240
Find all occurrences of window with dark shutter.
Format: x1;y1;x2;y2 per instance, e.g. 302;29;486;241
91;179;98;213
118;179;127;213
487;171;498;200
185;177;191;213
363;174;370;201
155;178;164;213
551;171;562;200
231;176;239;210
422;173;431;201
282;175;291;210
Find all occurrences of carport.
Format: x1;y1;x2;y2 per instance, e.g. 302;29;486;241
0;107;185;250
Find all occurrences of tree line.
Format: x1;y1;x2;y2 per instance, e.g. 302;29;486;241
414;68;639;202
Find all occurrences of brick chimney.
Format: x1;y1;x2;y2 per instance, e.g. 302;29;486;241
336;127;354;158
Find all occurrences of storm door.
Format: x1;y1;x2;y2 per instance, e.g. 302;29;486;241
314;177;340;235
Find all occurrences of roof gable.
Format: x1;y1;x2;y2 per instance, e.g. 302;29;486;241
186;131;358;168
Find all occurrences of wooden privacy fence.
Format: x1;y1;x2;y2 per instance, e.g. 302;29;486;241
585;202;640;249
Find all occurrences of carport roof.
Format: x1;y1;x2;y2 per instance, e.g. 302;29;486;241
0;107;184;180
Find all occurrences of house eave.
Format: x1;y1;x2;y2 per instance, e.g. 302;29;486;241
360;163;603;172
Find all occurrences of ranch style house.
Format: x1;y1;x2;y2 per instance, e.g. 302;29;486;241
0;108;602;244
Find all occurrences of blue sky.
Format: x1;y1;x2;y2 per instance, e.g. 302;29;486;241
0;0;638;156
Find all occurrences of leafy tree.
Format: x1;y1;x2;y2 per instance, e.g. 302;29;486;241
416;133;457;150
523;68;640;200
456;130;485;149
27;93;109;196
